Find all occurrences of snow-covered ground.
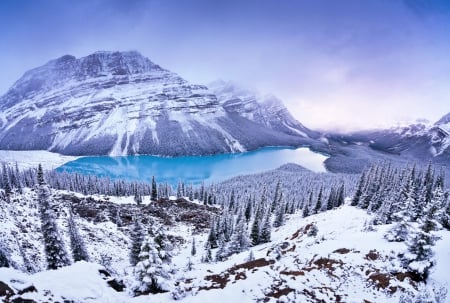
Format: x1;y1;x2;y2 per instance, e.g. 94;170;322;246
0;150;79;170
1;195;449;303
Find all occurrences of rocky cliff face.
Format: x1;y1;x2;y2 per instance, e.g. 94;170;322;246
0;51;313;156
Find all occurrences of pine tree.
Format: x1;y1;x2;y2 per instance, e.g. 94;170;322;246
313;187;323;214
273;196;286;228
244;198;252;223
37;166;71;270
206;217;218;249
326;188;335;211
271;180;281;212
151;176;157;201
259;210;272;244
130;216;144;266
133;228;173;294
351;171;366;206
215;234;229;261
0;247;9;268
228;217;250;254
2;163;11;196
191;237;196;256
250;204;262;246
202;242;213;263
405;194;442;280
335;184;345;208
68;209;89;262
385;180;415;242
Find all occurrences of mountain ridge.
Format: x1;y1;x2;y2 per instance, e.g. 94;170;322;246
0;51;313;156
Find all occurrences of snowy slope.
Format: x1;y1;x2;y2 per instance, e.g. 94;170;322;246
0;150;79;170
0;51;313;157
1;190;449;302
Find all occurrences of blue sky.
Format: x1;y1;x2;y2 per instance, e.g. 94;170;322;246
1;0;450;131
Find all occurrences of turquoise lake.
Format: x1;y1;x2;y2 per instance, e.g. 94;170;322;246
56;147;328;186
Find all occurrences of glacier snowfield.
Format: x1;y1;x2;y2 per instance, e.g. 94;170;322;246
56;147;328;186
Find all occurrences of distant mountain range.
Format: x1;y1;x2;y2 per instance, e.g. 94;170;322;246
0;50;448;170
0;51;314;156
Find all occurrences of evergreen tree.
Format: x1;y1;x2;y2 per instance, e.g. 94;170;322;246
259;210;272;244
2;163;11;196
202;242;213;263
313;186;323;214
228;217;250;254
151;176;157;201
405;194;442;279
326;188;336;211
129;216;145;266
335;184;345;208
351;171;366;206
385;176;416;242
271;180;281;212
68;209;89;262
244;198;252;223
250;204;262;246
206;217;218;249
0;247;9;268
215;234;229;261
133;228;173;294
191;237;197;256
273;196;286;228
37;166;71;270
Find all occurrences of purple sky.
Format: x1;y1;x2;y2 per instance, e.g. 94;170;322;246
1;0;450;131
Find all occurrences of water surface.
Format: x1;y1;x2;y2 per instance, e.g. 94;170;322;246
56;147;327;186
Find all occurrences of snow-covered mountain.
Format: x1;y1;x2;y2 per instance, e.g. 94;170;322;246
0;51;313;156
326;112;450;166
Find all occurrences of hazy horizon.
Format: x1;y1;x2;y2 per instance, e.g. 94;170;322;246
1;0;450;131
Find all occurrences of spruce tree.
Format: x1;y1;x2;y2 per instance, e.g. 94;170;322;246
0;247;9;268
134;229;172;294
229;217;250;254
151;176;157;201
68;209;89;262
191;237;197;256
259;211;272;244
405;194;442;279
313;187;323;214
335;184;345;208
129;216;144;266
250;204;261;246
37;165;71;270
351;171;366;206
2;163;11;196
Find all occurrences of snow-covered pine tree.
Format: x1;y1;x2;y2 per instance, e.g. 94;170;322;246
271;180;281;213
129;216;145;266
151;176;157;201
191;237;196;256
313;186;323;214
326;187;336;211
351;171;366;206
250;204;262;246
228;215;250;255
273;195;286;228
0;246;9;268
2;163;11;196
68;209;89;262
335;183;345;208
405;192;442;280
259;210;272;244
302;192;312;217
133;228;173;294
385;178;415;242
37;164;71;270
